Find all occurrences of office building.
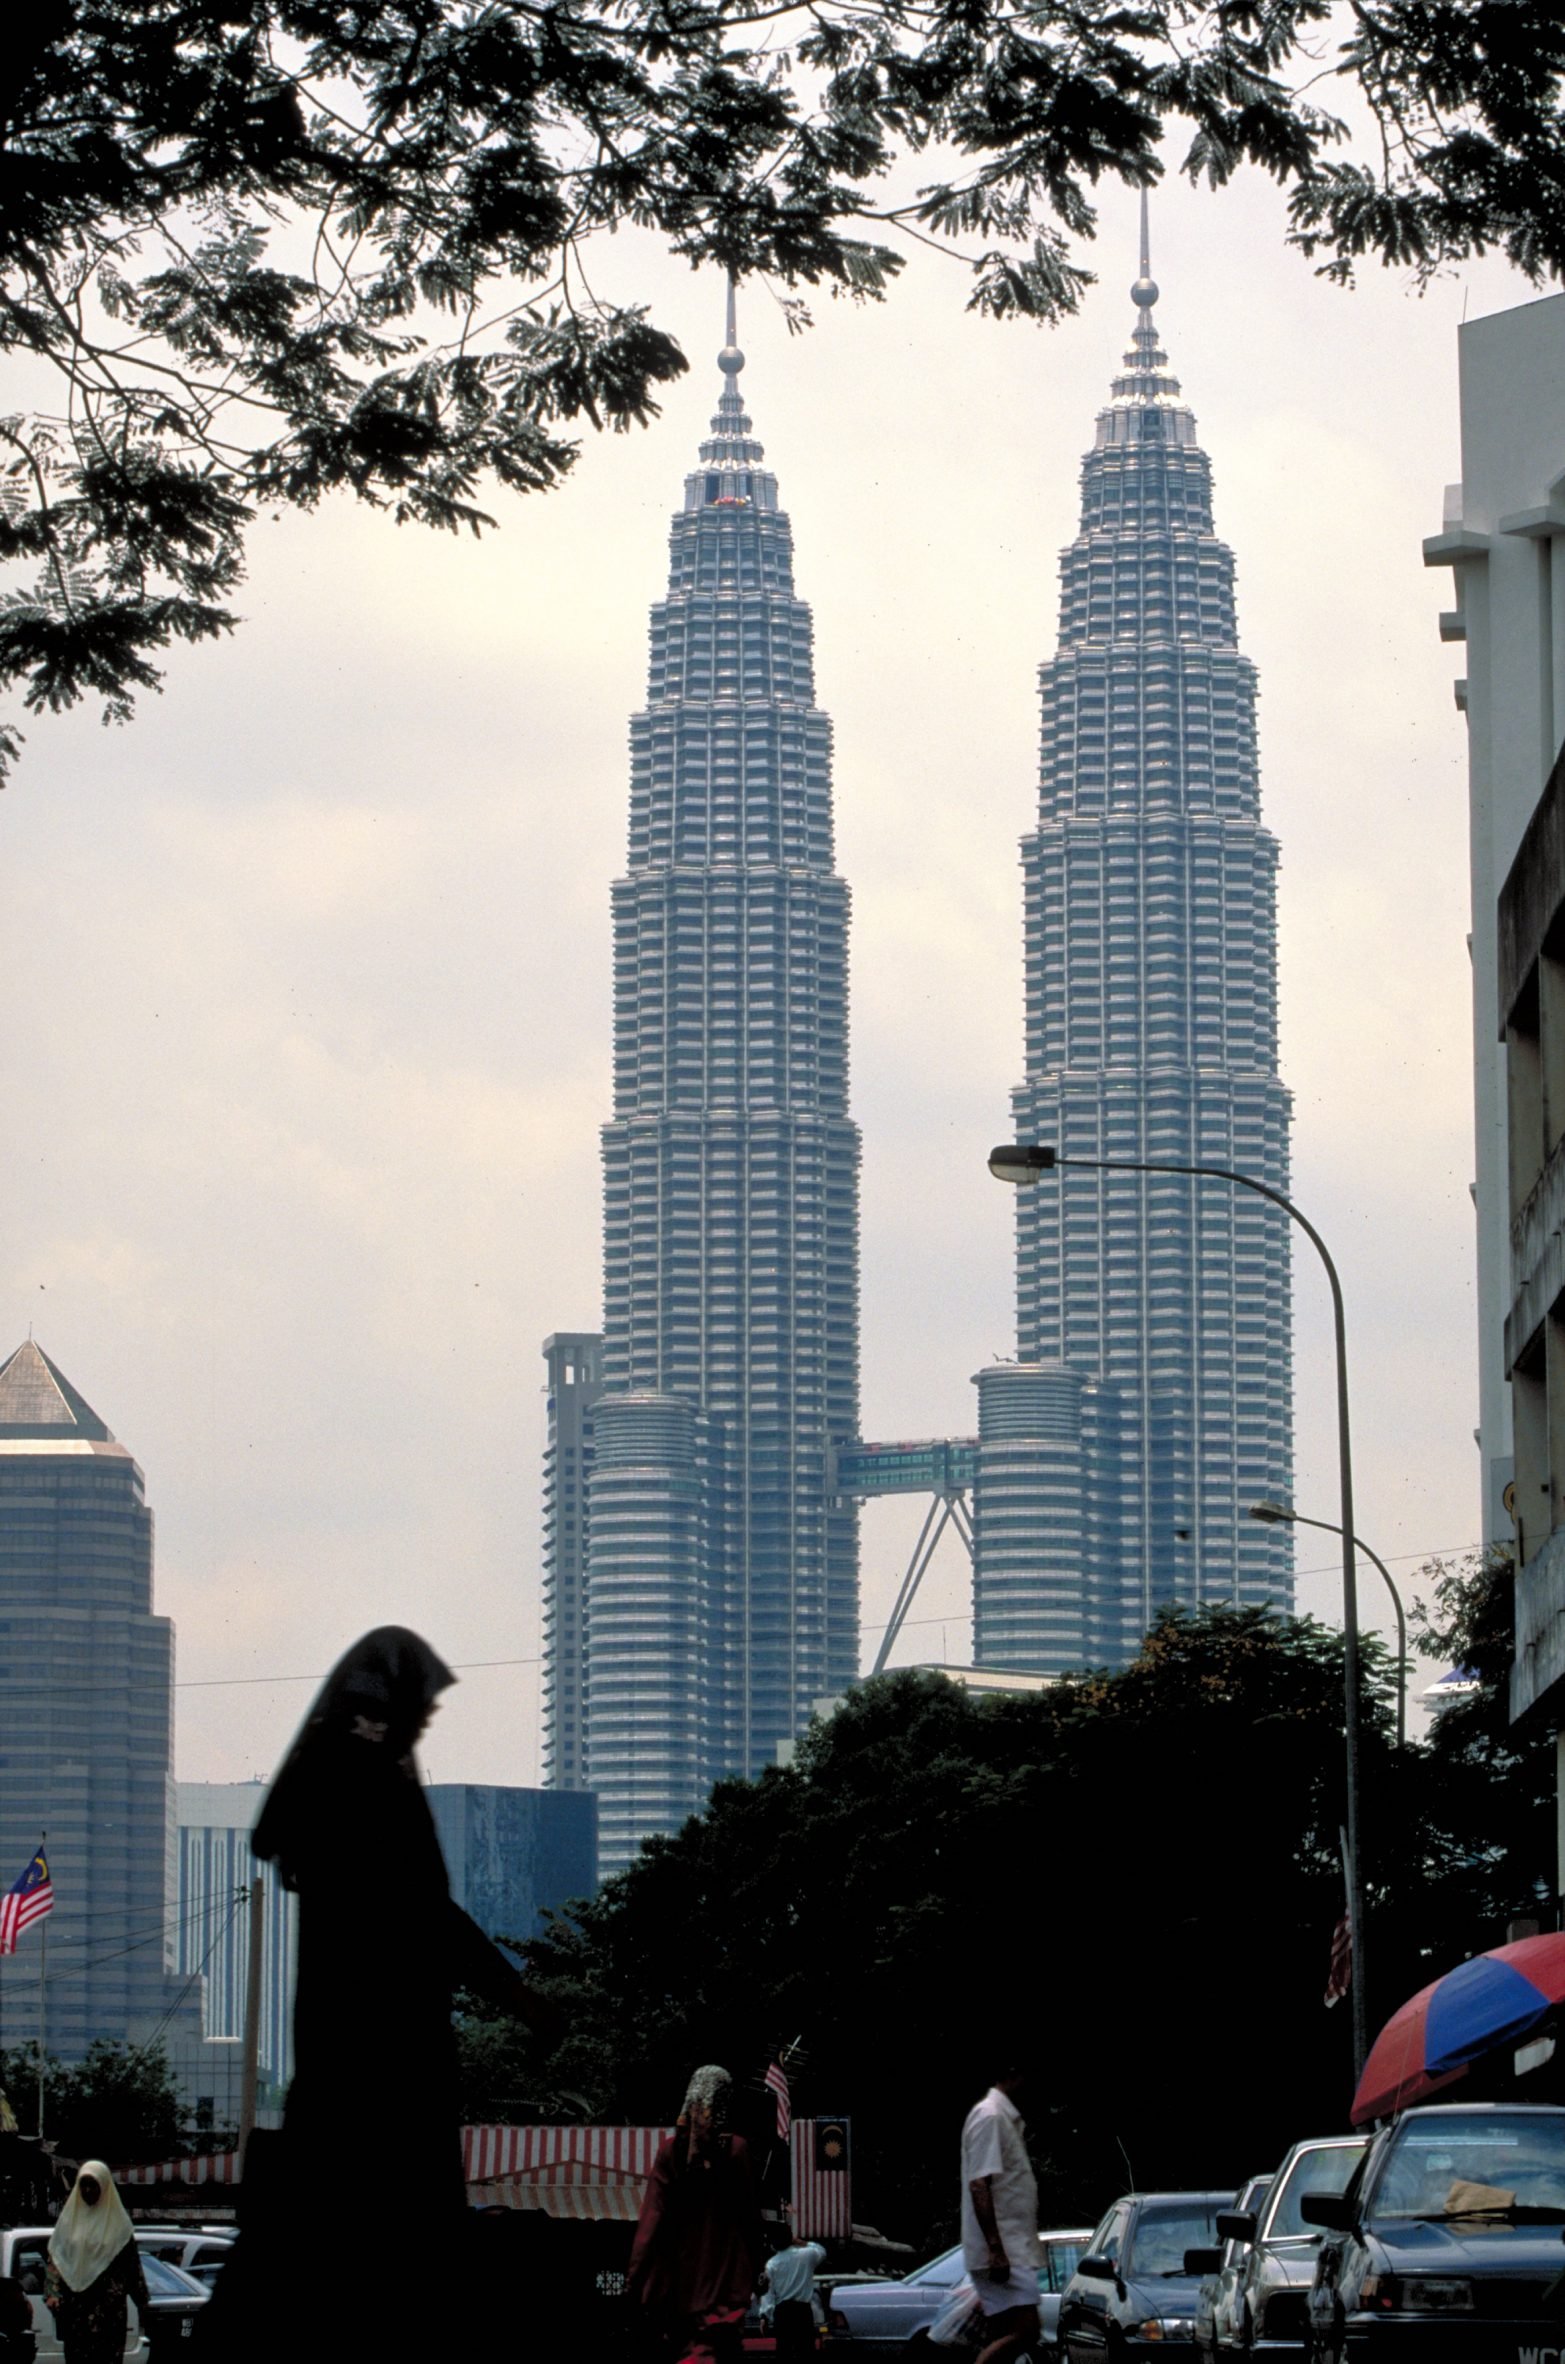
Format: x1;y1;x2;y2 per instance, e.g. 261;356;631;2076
988;221;1295;1668
426;1784;598;1939
544;296;861;1872
540;1334;604;1792
0;1340;188;2061
175;1782;295;2096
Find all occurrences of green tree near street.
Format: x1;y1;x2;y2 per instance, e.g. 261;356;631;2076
6;0;1565;777
515;1596;1557;2242
0;2038;182;2166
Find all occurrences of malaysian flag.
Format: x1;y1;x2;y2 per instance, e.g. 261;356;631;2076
1324;1914;1352;2007
791;2117;851;2240
0;1850;53;1957
764;2059;791;2144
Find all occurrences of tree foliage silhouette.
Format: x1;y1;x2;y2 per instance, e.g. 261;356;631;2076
6;0;1565;776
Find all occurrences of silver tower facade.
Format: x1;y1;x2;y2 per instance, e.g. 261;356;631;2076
978;223;1294;1672
548;302;861;1874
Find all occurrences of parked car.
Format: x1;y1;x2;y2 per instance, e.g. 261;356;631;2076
1218;2132;1367;2354
1303;2099;1565;2360
912;2229;1093;2352
1190;2176;1272;2357
1058;2191;1234;2358
827;2230;1091;2347
132;2230;235;2291
135;2255;208;2356
0;2228;148;2362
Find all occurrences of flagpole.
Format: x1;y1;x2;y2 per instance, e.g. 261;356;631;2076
36;1918;45;2140
35;1830;47;2142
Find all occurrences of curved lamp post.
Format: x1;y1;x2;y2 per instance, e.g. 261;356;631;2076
988;1140;1369;2085
1249;1500;1407;1750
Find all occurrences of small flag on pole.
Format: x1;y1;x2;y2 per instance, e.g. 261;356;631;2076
1324;1914;1352;2008
0;1851;53;1957
765;2058;791;2144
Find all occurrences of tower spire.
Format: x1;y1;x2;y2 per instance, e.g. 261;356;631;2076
707;273;758;455
1113;186;1178;405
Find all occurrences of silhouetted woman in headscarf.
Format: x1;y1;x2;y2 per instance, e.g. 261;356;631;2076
196;1628;552;2361
46;2162;149;2364
628;2065;764;2363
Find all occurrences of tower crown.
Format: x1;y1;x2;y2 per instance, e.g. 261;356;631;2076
1099;195;1195;447
685;280;776;508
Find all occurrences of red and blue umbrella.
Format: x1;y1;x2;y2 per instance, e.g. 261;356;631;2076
1352;1931;1565;2125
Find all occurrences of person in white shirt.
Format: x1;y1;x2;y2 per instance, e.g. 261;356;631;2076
959;2067;1040;2364
762;2222;828;2357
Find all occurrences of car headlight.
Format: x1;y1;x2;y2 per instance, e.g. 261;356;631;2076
1125;2319;1195;2341
1359;2275;1475;2313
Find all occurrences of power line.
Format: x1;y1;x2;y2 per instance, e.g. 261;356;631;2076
0;1541;1485;1699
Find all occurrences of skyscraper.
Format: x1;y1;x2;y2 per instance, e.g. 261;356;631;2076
545;296;861;1873
0;1340;188;2060
978;217;1294;1670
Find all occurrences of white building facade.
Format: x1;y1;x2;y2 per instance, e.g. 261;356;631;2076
1425;290;1565;1550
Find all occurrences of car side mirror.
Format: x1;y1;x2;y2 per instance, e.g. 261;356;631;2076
1299;2192;1353;2232
1077;2254;1116;2281
1215;2212;1256;2246
1184;2247;1224;2276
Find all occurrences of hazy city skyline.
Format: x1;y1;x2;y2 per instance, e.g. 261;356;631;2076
1;166;1524;1795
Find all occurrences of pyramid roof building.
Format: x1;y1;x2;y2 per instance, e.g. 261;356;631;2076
0;1338;115;1441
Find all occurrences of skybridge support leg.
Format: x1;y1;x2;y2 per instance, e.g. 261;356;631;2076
870;1489;975;1676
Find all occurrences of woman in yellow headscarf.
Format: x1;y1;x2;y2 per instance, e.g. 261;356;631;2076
45;2160;149;2363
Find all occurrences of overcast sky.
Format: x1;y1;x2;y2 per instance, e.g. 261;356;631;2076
0;161;1537;1792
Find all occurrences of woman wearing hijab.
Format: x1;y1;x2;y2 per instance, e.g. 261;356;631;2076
45;2162;149;2364
628;2065;764;2363
195;1628;554;2361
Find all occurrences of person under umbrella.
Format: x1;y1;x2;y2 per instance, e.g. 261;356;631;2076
45;2161;149;2364
628;2064;764;2363
194;1626;557;2361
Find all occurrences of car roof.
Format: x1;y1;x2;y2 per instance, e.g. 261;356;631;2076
1396;2102;1565;2118
1132;2190;1236;2206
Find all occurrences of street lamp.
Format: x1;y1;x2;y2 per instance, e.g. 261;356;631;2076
989;1140;1370;2084
1249;1501;1407;1750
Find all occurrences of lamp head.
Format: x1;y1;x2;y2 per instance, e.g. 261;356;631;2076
1248;1500;1293;1525
988;1143;1058;1185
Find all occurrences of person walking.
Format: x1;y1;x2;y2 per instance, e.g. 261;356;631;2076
763;2221;826;2358
627;2065;764;2363
44;2162;149;2364
194;1627;554;2361
960;2064;1041;2364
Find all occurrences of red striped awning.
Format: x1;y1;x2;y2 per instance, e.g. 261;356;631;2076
462;2124;672;2185
119;2152;242;2188
118;2124;675;2216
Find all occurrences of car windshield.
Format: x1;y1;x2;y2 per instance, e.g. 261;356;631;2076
1368;2114;1565;2223
1044;2238;1085;2289
1126;2204;1223;2279
1267;2142;1367;2238
141;2254;206;2299
907;2248;963;2286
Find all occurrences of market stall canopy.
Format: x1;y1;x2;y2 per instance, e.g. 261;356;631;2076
1352;1932;1565;2124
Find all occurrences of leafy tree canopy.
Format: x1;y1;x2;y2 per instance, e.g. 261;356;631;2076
6;0;1565;776
0;2038;183;2166
519;1607;1439;2240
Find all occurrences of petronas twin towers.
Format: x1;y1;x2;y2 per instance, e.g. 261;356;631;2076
544;240;1294;1871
